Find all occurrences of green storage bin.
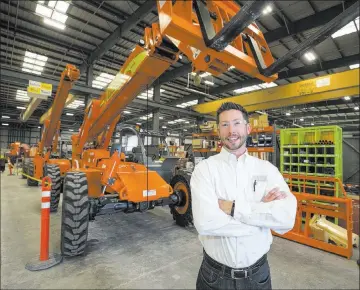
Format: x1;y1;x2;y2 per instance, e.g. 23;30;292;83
280;125;343;197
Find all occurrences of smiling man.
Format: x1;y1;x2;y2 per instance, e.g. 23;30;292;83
191;102;297;290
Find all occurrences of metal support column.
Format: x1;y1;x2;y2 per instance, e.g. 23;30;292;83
86;65;93;106
152;84;161;145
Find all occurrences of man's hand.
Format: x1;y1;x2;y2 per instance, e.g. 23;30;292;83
218;199;233;215
262;187;287;203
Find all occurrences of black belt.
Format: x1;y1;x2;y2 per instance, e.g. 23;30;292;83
203;250;267;279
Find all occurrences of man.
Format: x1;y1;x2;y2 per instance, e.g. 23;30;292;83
191;102;297;290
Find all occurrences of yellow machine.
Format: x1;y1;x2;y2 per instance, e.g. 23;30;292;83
60;0;279;256
310;215;359;248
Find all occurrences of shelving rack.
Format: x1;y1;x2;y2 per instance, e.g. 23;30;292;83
280;125;343;197
192;132;221;158
247;126;277;166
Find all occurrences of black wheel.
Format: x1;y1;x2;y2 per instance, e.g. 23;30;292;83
27;160;38;186
21;160;27;179
44;164;61;212
169;174;193;227
61;172;90;257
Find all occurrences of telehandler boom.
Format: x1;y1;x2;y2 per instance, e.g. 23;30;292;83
25;64;80;212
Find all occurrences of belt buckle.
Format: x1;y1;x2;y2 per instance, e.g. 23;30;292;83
231;268;247;279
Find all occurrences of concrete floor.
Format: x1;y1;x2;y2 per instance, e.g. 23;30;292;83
1;168;359;289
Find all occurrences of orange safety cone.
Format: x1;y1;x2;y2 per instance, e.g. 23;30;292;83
25;176;63;271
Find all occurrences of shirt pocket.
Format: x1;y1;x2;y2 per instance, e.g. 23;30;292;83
252;179;268;201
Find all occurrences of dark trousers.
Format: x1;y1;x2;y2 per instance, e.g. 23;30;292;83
196;250;272;290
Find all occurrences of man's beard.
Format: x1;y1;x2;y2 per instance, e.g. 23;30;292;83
221;134;247;151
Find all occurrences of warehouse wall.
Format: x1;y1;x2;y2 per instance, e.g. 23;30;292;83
343;137;360;185
0;128;41;154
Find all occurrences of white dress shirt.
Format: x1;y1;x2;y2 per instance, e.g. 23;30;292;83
190;147;297;268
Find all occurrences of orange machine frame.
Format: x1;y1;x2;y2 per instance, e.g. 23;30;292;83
157;1;277;82
274;174;354;259
32;64;80;179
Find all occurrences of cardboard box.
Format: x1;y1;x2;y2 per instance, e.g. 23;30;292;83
192;139;203;148
258;114;269;127
200;121;217;132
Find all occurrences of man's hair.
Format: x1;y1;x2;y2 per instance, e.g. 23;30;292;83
216;102;249;124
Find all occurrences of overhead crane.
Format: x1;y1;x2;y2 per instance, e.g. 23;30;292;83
192;69;360;115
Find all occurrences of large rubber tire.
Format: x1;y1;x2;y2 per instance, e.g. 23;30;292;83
170;174;193;227
44;164;61;212
21;160;27;179
27;160;38;186
61;172;89;257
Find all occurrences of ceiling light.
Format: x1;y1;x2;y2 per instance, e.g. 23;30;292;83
286;112;291;116
1;116;10;119
349;64;359;69
162;126;167;129
66;113;74;116
204;80;214;86
185;121;190;124
136;123;141;125
2;123;9;126
55;1;70;13
300;118;304;121
22;51;48;75
66;99;85;109
183;129;187;131
344;96;351;101
52;10;68;23
17;106;26;110
44;17;66;30
355;106;359;111
93;80;108;87
35;4;53;17
99;72;115;81
159;116;163;119
304;52;316;62
259;82;278;89
332;17;359;39
48;1;56;8
262;5;272;15
38;126;41;128
36;1;69;30
311;123;314;126
69;129;74;132
22;68;41;75
200;72;211;78
123;111;131;114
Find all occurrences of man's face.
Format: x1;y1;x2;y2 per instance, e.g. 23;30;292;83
218;109;251;151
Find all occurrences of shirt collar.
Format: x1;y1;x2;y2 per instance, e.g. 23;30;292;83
219;146;248;164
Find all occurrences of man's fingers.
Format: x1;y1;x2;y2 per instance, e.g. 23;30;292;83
268;187;280;194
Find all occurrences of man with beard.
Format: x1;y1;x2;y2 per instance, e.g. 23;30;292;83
191;102;297;290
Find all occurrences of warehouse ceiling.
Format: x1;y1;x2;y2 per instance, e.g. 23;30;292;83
0;0;359;136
